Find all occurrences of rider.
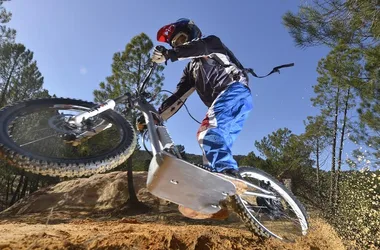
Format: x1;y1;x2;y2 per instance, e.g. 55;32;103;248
150;18;253;219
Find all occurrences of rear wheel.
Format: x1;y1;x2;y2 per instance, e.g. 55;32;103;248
232;166;309;242
0;98;136;177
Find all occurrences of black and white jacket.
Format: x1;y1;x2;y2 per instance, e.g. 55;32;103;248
159;35;250;121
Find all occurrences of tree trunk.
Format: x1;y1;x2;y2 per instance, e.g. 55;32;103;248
29;179;39;193
334;87;350;208
10;174;17;191
127;156;138;204
10;174;24;206
316;138;321;198
6;174;17;204
121;154;150;214
20;176;28;199
0;55;19;107
329;87;340;211
5;177;10;204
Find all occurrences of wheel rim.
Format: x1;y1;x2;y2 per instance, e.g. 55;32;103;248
5;102;126;162
238;170;308;242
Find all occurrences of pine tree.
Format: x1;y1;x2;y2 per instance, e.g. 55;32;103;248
254;128;313;179
0;1;16;44
311;45;363;209
0;43;48;107
283;0;380;168
93;33;165;211
303;115;331;197
282;0;379;48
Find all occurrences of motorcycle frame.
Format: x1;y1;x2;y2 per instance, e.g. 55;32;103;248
68;62;277;199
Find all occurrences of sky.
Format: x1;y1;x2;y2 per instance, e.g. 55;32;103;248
4;0;351;171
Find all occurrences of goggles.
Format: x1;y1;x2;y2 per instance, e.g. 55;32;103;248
171;32;188;47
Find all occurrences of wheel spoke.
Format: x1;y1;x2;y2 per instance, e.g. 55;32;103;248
20;133;58;147
28;127;52;134
241;191;278;200
234;168;309;241
275;209;303;226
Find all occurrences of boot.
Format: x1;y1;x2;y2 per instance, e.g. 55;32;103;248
178;205;229;220
216;168;248;195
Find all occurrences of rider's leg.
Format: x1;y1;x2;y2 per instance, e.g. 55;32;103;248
197;82;253;173
179;83;252;220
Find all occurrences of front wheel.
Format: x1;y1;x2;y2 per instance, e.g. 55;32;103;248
0;98;136;177
231;166;309;242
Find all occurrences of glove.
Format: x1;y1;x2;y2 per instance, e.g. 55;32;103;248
136;115;147;132
151;46;168;64
135;114;160;132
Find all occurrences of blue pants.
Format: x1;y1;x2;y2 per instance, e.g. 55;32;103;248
197;82;253;172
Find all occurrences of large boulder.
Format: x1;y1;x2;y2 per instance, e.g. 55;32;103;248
1;171;148;216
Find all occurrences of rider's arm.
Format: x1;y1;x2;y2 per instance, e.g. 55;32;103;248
159;64;195;121
165;35;226;62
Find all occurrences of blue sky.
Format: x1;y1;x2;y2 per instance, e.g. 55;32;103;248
5;0;349;170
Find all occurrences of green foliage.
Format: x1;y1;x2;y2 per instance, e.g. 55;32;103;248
254;128;313;179
283;0;380;168
241;152;270;172
93;32;165;109
312;44;362;115
92;32;166;163
302;116;331;200
283;0;379;48
0;43;48;107
184;152;203;165
92;33;166;206
303;115;331;160
92;33;167;160
0;1;16;43
311;45;364;207
0;160;59;211
0;2;54;212
328;170;380;249
284;4;379;245
175;144;188;160
353;43;380;168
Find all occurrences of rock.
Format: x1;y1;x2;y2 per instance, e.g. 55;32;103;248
1;171;149;215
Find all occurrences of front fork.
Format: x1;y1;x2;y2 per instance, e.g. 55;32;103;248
137;99;181;158
56;99;116;145
66;97;180;157
68;99;116;126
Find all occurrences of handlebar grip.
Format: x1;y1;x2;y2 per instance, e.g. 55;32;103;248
156;45;167;52
282;63;295;68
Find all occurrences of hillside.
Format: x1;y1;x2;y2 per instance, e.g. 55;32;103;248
0;171;345;250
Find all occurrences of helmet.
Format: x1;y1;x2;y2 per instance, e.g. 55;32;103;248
157;18;202;47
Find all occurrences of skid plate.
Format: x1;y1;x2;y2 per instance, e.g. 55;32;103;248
147;151;236;214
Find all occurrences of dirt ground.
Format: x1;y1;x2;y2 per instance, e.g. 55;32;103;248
0;209;345;250
0;172;346;249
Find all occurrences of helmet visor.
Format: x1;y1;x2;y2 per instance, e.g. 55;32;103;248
157;24;176;43
171;32;188;47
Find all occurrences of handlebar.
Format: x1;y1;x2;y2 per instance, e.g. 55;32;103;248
137;62;157;94
113;62;157;106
